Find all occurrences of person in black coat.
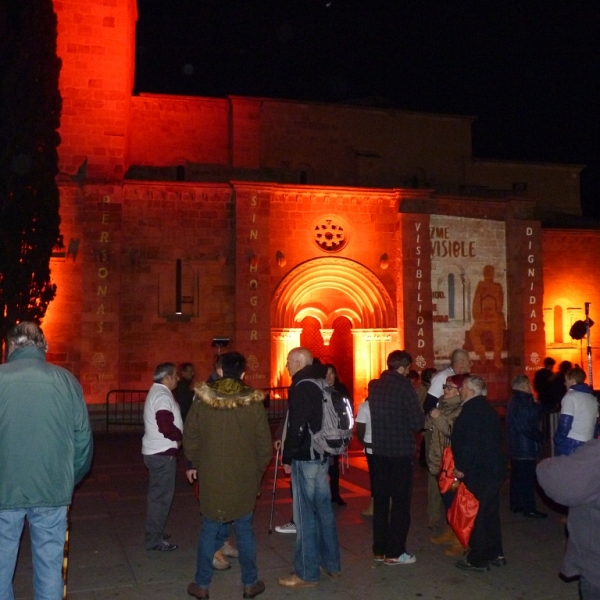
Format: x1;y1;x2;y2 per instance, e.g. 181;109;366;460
451;375;506;572
506;375;546;518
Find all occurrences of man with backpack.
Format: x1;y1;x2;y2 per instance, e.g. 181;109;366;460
368;350;425;565
278;348;342;588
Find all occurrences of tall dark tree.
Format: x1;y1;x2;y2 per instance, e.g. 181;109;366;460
0;0;63;353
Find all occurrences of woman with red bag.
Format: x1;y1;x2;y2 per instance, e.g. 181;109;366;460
425;373;468;555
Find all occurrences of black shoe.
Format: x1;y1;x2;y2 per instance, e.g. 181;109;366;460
332;497;347;506
489;556;507;567
524;510;548;519
455;558;490;572
510;506;523;513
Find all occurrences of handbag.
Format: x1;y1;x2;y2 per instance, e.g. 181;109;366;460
438;446;458;493
447;482;479;548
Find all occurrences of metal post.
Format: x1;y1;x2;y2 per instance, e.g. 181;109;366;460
585;302;593;388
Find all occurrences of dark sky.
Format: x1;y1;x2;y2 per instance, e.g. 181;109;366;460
134;0;600;216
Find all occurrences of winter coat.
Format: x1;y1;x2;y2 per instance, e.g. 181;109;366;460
451;395;506;497
183;377;272;522
0;346;93;509
506;390;543;459
537;440;600;589
424;393;462;475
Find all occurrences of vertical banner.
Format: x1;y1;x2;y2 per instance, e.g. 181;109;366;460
399;213;434;371
506;219;545;377
234;187;271;385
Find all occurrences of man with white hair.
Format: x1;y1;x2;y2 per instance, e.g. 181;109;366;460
424;349;472;413
0;322;93;600
451;375;506;572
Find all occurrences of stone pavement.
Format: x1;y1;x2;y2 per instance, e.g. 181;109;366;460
14;433;578;600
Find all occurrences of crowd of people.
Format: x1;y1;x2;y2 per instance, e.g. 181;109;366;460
2;323;600;599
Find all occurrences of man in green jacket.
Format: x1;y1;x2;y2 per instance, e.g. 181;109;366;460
0;322;93;600
184;351;272;600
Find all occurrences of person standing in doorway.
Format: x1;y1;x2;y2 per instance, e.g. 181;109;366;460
324;363;351;506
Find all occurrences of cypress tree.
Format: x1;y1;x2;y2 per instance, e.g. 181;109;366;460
0;0;63;353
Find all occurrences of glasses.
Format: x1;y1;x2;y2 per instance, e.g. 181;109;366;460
443;384;459;390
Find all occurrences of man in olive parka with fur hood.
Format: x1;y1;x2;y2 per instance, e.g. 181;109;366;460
184;351;272;599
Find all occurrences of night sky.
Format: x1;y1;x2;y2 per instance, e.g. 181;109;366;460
134;0;600;217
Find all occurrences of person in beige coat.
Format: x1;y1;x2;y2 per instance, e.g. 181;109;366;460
425;373;468;556
184;352;272;600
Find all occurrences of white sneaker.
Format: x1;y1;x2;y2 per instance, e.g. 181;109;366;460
275;522;296;534
220;540;239;558
212;550;231;570
384;553;416;565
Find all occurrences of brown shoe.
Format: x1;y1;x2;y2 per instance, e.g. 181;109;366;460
277;574;318;588
242;580;265;598
187;582;209;599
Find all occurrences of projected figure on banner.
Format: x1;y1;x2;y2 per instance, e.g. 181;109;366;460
469;265;506;369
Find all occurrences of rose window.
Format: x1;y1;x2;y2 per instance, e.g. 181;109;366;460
314;219;346;252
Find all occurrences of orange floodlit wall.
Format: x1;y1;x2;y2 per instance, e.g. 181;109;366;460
542;230;600;383
129;95;230;167
46;0;597;405
55;0;137;179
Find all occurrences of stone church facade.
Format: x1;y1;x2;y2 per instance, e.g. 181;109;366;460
44;0;600;404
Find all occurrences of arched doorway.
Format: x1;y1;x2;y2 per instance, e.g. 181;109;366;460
271;257;397;405
299;315;354;398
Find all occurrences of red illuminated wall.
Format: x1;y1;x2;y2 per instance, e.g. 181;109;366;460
129;96;230;167
47;0;599;405
542;230;600;383
55;0;137;179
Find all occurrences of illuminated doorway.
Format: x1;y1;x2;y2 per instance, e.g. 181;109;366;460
271;257;397;405
299;315;354;398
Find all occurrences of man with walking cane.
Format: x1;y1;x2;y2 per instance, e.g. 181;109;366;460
0;322;93;600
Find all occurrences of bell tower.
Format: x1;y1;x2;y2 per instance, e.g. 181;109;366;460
54;0;137;180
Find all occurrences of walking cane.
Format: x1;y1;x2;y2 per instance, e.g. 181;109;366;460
268;446;281;534
62;505;71;600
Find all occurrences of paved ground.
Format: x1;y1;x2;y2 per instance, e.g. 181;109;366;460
14;433;578;600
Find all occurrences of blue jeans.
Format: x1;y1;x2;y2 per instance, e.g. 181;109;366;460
195;512;257;588
291;459;341;581
0;506;67;600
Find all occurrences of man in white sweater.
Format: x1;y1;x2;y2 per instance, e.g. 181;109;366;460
142;362;183;551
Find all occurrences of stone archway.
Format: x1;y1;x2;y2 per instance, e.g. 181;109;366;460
271;257;398;403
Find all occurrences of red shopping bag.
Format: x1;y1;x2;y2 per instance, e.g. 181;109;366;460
447;482;479;548
438;446;457;493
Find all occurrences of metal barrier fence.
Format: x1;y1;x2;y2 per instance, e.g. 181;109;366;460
105;390;148;433
105;386;289;433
